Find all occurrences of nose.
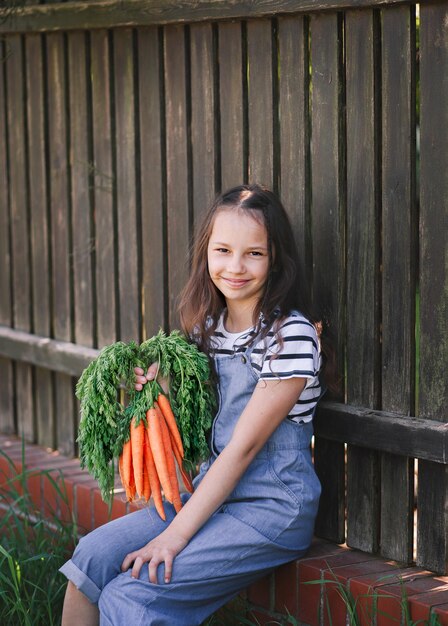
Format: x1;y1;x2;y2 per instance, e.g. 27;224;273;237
227;253;245;274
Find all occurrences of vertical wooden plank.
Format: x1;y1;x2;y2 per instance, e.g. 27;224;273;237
90;29;117;348
0;38;14;435
5;34;34;442
345;10;381;553
164;25;190;328
417;1;448;574
26;33;55;448
247;18;274;189
381;5;416;415
114;28;140;343
380;5;416;564
218;21;245;190
417;462;448;574
46;32;76;456
137;26;167;338
68;31;94;349
190;22;216;224
418;4;448;423
278;15;310;270
309;12;346;544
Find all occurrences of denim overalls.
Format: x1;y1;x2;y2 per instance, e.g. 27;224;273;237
60;342;321;626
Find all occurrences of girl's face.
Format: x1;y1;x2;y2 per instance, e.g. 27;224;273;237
207;209;270;312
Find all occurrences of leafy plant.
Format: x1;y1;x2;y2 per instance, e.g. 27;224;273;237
0;442;78;626
305;566;443;626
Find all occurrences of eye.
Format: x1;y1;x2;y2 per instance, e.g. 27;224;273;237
249;250;264;257
216;247;229;254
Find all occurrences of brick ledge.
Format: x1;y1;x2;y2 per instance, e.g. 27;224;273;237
1;434;448;626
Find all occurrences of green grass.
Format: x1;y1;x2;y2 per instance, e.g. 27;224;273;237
0;442;79;626
304;568;443;626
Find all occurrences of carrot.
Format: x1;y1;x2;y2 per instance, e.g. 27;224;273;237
146;407;173;503
155;401;183;513
144;429;165;520
119;438;136;501
170;432;194;494
142;455;151;502
157;392;184;457
130;416;145;497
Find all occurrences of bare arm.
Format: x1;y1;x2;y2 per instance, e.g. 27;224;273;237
122;375;306;583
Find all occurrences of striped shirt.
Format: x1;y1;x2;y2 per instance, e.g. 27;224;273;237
211;310;322;423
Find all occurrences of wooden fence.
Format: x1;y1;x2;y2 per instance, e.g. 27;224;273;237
0;0;447;574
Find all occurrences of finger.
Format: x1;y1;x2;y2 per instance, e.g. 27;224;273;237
121;551;136;572
163;556;173;583
148;558;161;584
134;367;145;375
131;556;144;579
145;368;157;380
135;375;148;384
134;383;143;391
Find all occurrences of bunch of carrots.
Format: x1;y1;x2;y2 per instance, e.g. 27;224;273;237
119;391;194;520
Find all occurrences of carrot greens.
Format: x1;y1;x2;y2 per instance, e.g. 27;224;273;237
76;330;216;505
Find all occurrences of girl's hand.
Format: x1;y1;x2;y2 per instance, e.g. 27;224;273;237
121;529;188;583
134;364;169;393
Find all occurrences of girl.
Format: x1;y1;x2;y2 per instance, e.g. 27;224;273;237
60;184;331;626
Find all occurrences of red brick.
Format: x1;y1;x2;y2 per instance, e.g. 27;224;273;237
58;477;77;525
26;471;43;510
247;572;273;610
0;453;23;495
40;460;84;518
297;550;378;626
370;568;434;626
323;578;351;626
93;489;127;528
375;592;406;626
43;467;89;521
111;494;128;520
409;590;448;623
337;561;404;626
274;560;299;616
64;472;101;528
433;603;448;626
381;573;448;600
75;479;97;534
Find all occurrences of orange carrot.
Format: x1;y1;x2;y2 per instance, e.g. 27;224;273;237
119;438;136;501
146;407;173;503
155;401;183;513
157;393;184;457
170;432;194;494
130;416;145;497
142;456;151;502
144;429;165;520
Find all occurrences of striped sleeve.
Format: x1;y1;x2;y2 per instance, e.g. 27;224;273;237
258;314;321;382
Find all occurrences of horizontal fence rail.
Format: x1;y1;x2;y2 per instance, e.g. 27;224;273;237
0;0;415;33
1;325;447;463
0;0;447;574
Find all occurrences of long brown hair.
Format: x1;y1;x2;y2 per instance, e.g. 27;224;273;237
178;184;337;391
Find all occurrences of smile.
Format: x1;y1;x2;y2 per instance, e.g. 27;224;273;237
222;278;250;288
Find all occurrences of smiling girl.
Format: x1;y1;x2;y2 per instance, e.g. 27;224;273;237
60;184;332;626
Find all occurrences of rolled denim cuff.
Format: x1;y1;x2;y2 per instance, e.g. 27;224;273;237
59;559;102;605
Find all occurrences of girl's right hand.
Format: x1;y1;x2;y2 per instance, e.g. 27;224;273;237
134;364;169;393
134;365;157;391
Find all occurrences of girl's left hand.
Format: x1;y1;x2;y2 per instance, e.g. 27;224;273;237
121;529;188;584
